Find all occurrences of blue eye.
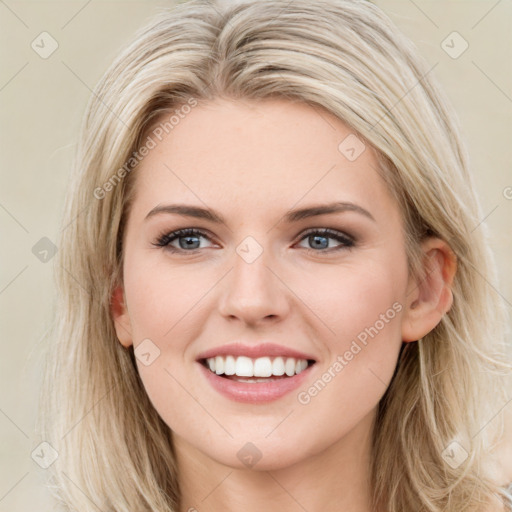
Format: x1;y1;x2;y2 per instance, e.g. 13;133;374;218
153;228;211;251
297;228;355;253
152;227;355;254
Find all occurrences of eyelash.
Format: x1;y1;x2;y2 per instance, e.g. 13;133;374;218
152;227;355;255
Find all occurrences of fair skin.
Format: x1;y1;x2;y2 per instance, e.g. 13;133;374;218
111;97;456;512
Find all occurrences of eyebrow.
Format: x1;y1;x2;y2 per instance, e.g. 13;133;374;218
145;201;376;224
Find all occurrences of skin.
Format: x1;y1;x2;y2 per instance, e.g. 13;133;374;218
111;97;456;512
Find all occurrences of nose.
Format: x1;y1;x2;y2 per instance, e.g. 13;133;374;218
217;245;290;326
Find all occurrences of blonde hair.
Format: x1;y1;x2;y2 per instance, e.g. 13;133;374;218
38;0;512;510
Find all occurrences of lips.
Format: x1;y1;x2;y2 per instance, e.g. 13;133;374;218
195;342;317;403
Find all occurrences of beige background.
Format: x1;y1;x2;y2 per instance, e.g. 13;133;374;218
1;1;511;510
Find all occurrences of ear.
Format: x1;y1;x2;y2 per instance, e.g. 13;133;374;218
110;284;133;348
401;237;457;343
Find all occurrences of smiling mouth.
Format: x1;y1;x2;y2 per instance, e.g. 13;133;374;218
200;355;316;382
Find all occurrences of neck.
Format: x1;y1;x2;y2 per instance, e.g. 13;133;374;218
174;410;377;512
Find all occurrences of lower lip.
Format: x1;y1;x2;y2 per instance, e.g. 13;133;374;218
198;361;315;403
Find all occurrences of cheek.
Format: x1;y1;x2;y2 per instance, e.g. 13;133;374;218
331;271;404;350
121;255;215;425
122;257;203;435
293;258;406;416
123;252;204;343
295;253;407;350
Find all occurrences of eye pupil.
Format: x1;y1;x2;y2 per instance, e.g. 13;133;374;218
310;235;328;249
180;236;200;249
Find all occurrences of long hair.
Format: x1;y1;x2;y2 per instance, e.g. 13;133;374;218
37;0;512;510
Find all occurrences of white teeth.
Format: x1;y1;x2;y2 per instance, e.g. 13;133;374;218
224;355;236;375
285;358;296;377
215;356;224;375
235;356;253;377
204;355;312;377
272;357;285;376
254;357;272;377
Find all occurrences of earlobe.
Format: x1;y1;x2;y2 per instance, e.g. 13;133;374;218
401;238;457;343
110;284;133;348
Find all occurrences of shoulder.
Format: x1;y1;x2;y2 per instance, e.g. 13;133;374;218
493;409;512;489
504;481;512;507
488;430;512;511
486;483;512;512
501;483;512;512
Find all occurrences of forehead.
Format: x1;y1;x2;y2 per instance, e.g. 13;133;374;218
129;97;394;224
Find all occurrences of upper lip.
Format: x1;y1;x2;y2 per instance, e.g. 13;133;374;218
196;342;317;362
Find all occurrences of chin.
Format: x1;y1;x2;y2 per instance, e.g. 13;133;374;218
202;436;314;472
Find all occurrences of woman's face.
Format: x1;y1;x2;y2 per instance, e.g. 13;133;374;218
113;97;416;470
